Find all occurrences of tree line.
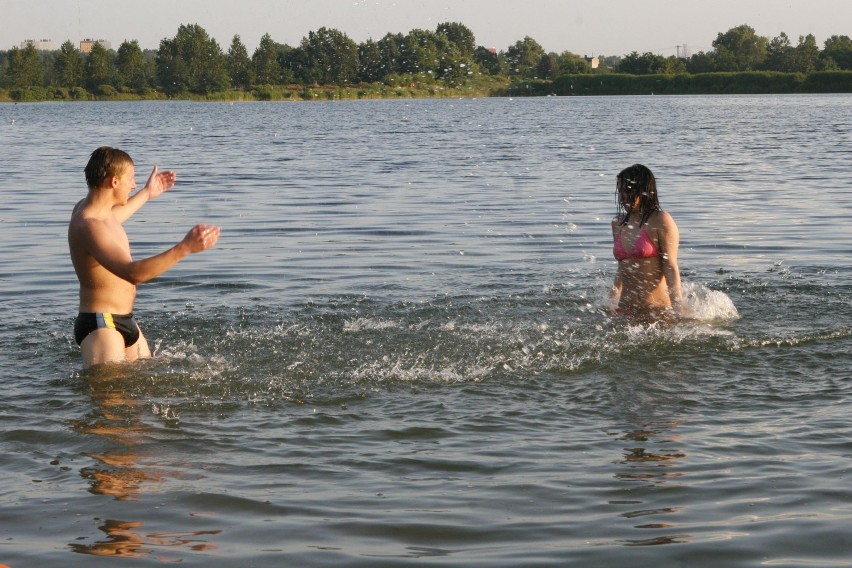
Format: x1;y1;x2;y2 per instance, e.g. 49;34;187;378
2;22;851;100
618;24;852;75
0;22;545;99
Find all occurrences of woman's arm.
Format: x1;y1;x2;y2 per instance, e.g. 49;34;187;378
657;212;683;314
610;217;622;313
610;265;623;313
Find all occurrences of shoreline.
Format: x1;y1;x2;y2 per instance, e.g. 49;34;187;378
3;71;851;103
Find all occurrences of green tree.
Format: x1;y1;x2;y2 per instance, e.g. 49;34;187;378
436;39;471;83
662;56;687;74
276;43;297;84
537;53;560;79
141;49;158;88
300;27;359;85
474;46;502;75
7;44;45;87
558;51;592;75
252;33;281;85
226;34;253;88
358;39;385;83
394;29;468;82
822;35;852;70
436;22;476;58
86;42;115;90
37;49;56;87
618;51;671;74
819;57;840;71
791;34;820;73
685;51;716;73
506;36;546;77
116;40;148;91
53;40;84;88
398;29;444;76
157;24;229;95
712;24;768;71
764;32;793;72
377;33;404;76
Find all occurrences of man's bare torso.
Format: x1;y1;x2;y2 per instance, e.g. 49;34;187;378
68;200;137;314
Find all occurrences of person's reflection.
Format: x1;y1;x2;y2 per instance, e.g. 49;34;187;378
611;420;691;546
69;519;220;558
70;367;219;559
69;520;146;557
73;368;159;501
616;421;687;484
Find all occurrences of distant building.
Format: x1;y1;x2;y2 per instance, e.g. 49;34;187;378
584;55;600;70
21;38;54;51
80;38;111;53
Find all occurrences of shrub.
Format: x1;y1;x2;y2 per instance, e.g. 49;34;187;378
10;87;47;101
97;84;118;97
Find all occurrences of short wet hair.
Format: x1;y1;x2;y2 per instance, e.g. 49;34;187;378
616;163;661;226
85;146;133;189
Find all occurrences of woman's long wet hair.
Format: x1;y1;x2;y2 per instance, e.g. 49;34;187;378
616;163;661;226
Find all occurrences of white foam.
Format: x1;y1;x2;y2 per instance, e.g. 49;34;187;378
682;282;740;322
343;318;398;332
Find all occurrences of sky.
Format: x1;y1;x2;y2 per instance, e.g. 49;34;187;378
2;0;850;57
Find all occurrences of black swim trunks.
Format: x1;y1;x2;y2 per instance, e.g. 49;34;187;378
74;312;141;347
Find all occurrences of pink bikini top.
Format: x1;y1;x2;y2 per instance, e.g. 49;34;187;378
613;225;659;261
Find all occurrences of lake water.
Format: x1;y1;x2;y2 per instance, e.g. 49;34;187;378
1;95;851;567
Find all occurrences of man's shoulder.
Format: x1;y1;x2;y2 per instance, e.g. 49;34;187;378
71;199;115;222
69;206;118;241
70;198;86;218
70;204;98;227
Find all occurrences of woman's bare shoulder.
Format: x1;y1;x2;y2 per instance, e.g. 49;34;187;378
611;214;626;228
611;217;619;232
648;210;677;229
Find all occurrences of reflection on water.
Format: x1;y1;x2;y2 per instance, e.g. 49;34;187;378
69;368;221;559
612;420;691;547
622;533;691;547
69;519;220;559
72;369;159;501
617;422;688;480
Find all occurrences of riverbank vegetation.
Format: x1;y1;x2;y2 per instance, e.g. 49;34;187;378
1;22;851;101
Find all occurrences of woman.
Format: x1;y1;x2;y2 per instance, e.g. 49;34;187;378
610;164;683;321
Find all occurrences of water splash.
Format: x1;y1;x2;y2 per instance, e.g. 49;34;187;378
98;284;747;414
682;282;740;321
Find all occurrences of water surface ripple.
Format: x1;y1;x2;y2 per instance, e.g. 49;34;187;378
1;95;851;567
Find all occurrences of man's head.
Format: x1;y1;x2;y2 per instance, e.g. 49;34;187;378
85;146;134;190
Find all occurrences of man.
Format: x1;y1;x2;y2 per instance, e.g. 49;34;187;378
69;146;220;368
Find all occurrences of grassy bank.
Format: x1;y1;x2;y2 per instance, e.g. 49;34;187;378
503;71;852;97
0;76;510;103
4;71;851;102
